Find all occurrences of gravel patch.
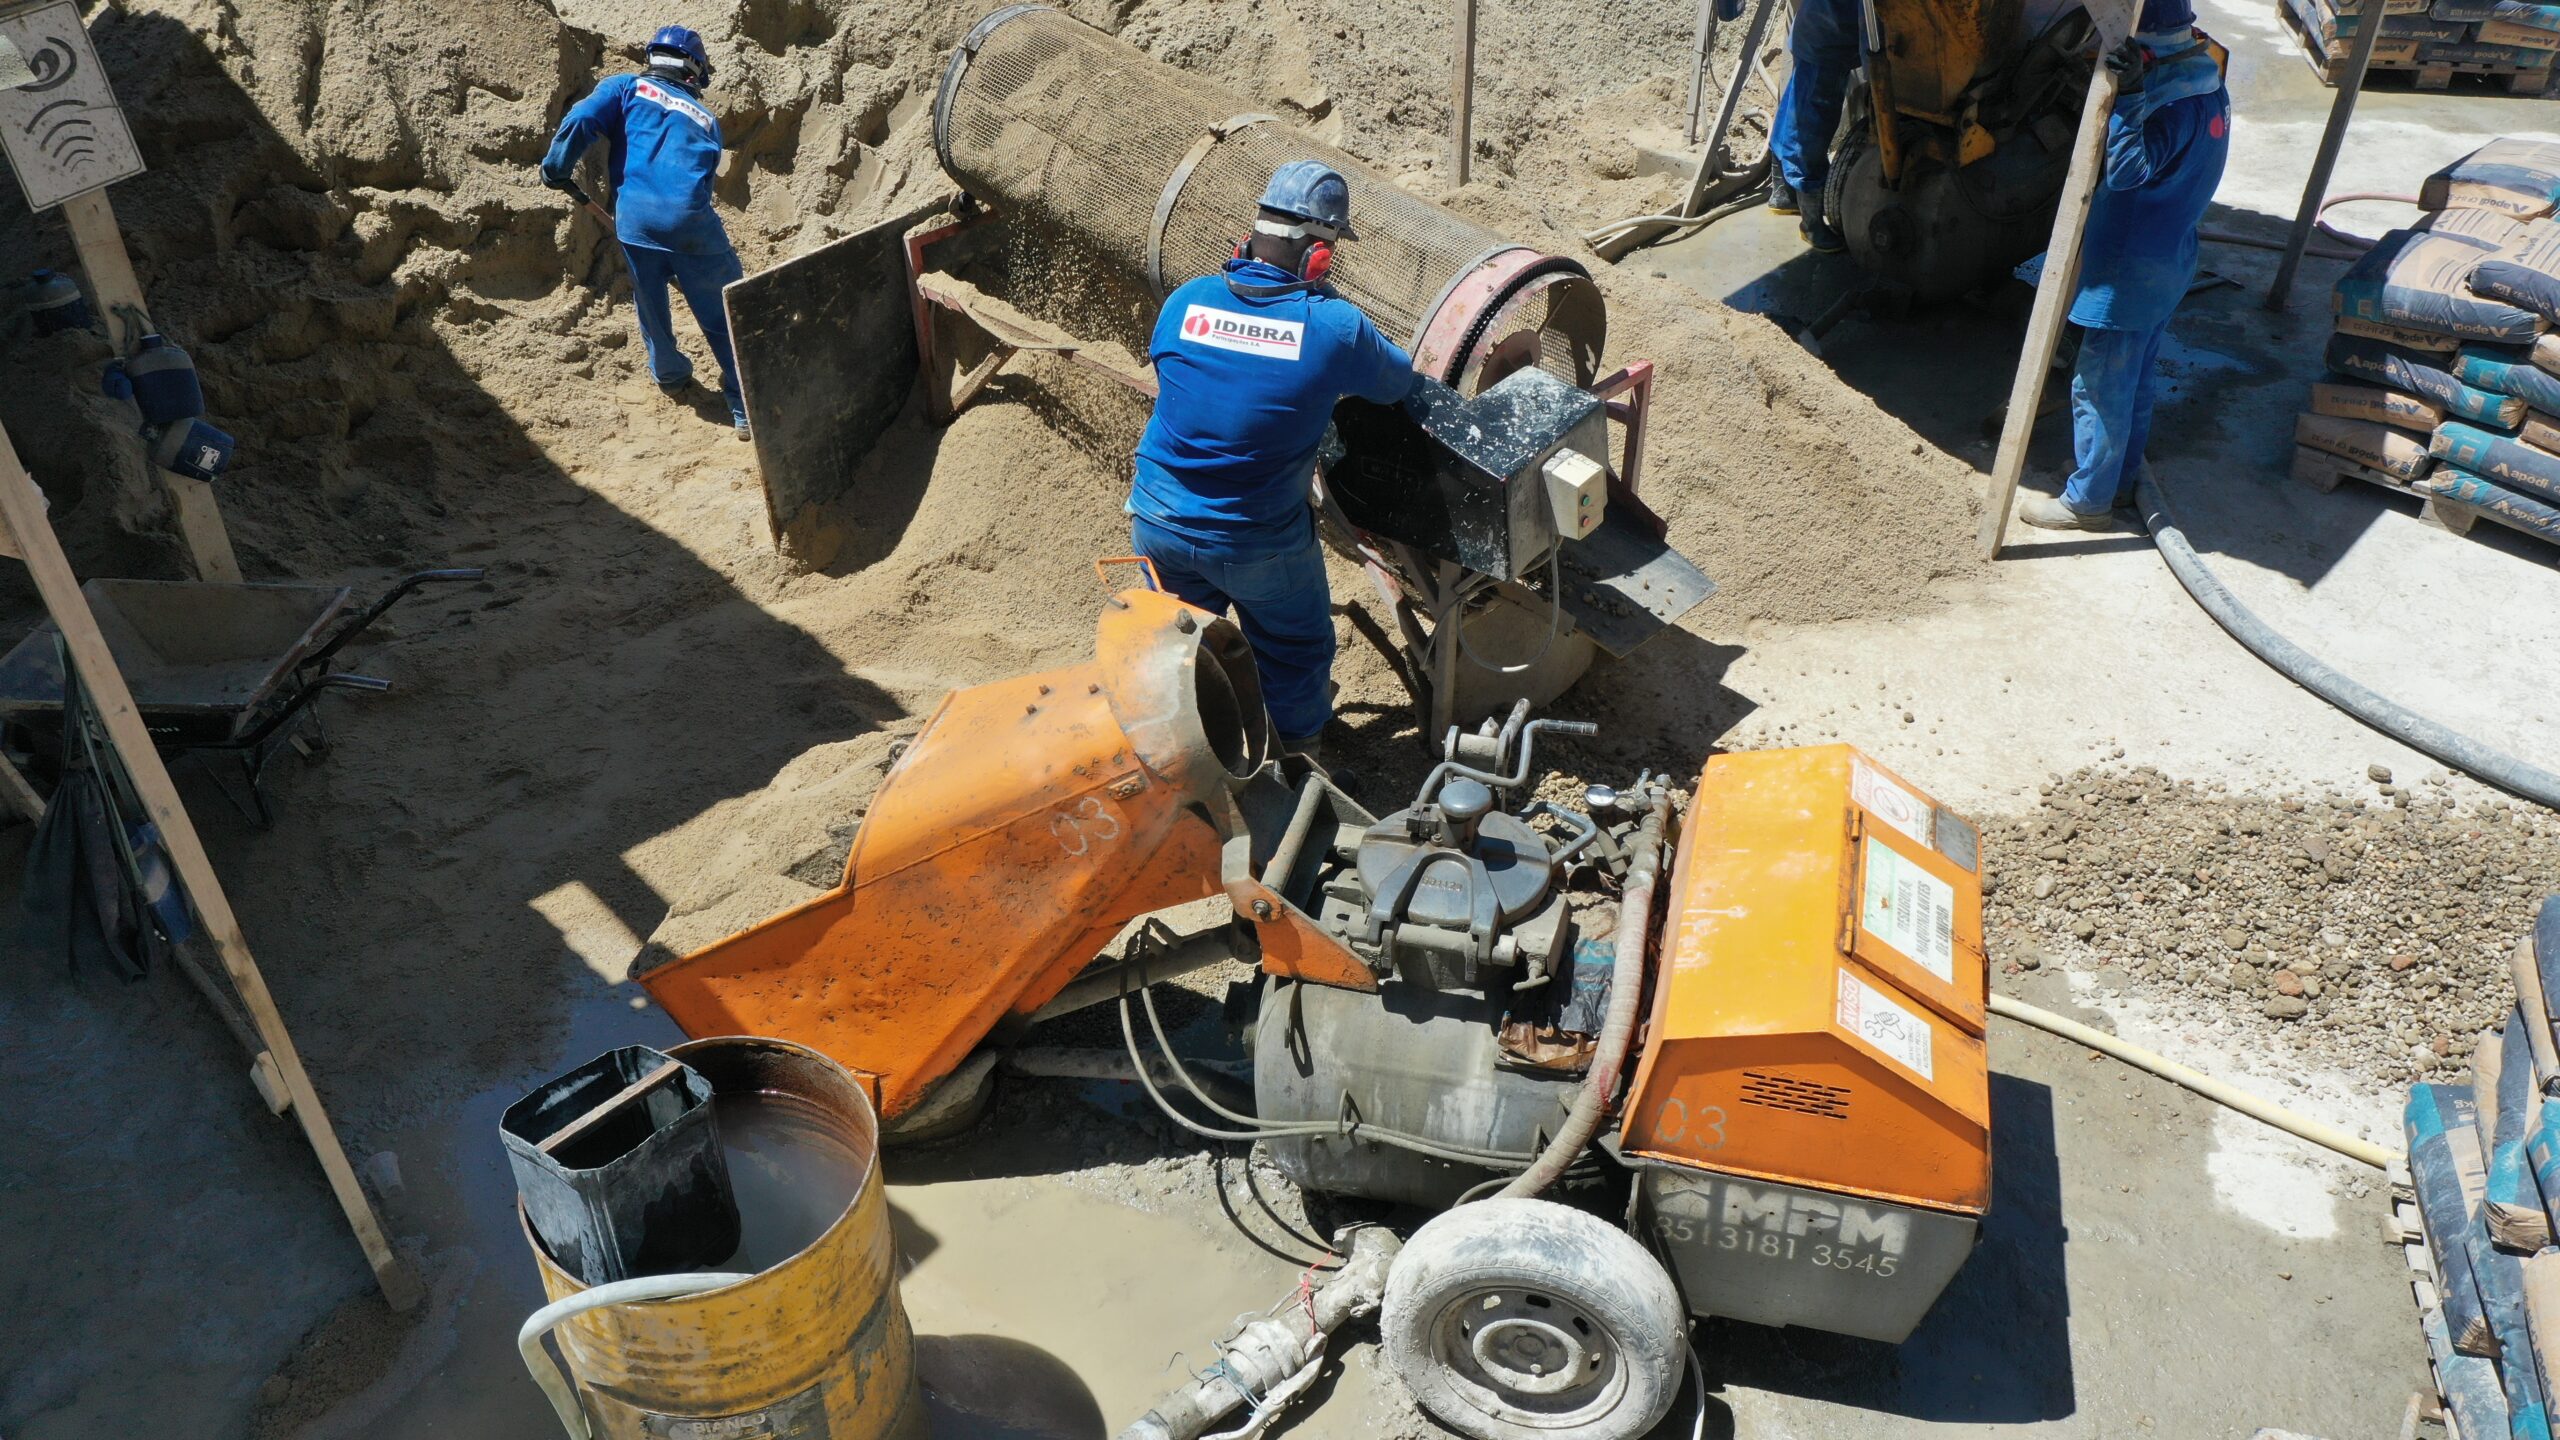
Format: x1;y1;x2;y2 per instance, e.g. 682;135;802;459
1985;765;2560;1085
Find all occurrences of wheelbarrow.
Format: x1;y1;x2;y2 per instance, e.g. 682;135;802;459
0;568;484;824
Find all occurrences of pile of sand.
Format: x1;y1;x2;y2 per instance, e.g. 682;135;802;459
0;0;1978;1108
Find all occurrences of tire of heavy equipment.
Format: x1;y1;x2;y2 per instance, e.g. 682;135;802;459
1381;1198;1687;1440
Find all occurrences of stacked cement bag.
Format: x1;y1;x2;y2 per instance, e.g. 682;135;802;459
2406;897;2560;1440
2282;0;2560;85
2297;140;2560;543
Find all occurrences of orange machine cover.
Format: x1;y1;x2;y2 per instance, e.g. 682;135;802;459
1622;745;1992;1215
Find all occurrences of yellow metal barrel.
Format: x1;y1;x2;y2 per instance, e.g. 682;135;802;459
524;1036;926;1440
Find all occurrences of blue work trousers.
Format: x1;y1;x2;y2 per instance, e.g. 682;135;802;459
623;241;746;424
1131;512;1335;742
1770;59;1857;196
2064;322;2168;514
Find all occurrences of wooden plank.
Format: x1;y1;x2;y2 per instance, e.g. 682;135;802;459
0;433;416;1311
537;1059;683;1156
0;750;43;824
1978;62;2124;556
2268;0;2392;309
57;189;241;584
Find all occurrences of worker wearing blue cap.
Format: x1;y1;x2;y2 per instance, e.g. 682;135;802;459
1765;0;1861;252
541;25;750;440
1131;160;1419;764
2020;0;2230;530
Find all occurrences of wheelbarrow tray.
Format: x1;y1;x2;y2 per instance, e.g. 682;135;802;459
0;579;354;746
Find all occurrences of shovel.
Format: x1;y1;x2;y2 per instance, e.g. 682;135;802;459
552;175;618;233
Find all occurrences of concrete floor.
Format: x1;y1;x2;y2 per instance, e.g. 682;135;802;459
7;3;2560;1438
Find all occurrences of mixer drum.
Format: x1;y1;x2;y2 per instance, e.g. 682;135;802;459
932;5;1605;393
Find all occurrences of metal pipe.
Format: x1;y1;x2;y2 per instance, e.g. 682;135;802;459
2267;2;2388;311
1029;926;1240;1025
1501;784;1671;1199
1116;1227;1403;1440
1451;0;1479;184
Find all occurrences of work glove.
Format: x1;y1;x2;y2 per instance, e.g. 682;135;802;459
539;170;571;191
1715;0;1746;20
2104;37;2147;88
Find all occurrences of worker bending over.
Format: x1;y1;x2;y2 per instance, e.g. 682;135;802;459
2020;0;2229;531
1766;0;1860;253
541;26;750;441
1131;162;1417;764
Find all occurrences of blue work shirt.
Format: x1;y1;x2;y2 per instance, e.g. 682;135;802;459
1788;0;1864;68
1131;259;1418;542
541;71;733;257
2071;39;2231;332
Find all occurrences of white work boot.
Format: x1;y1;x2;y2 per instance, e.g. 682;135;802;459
2017;493;2127;533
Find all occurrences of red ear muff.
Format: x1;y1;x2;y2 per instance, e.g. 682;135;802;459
1302;240;1333;285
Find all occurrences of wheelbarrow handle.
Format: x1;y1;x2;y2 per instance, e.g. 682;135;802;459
223;673;392;752
299;567;489;674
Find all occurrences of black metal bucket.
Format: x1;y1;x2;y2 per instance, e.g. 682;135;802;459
500;1045;741;1286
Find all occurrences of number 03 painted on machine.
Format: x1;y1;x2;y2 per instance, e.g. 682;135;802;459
1050;795;1123;856
1651;1096;1728;1151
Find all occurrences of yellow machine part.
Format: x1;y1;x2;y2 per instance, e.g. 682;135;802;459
1623;745;1992;1216
639;589;1265;1118
1870;0;2020;122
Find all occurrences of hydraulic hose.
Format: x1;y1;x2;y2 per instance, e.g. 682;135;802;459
1988;992;2396;1168
2134;471;2560;812
520;1272;752;1439
1502;784;1672;1199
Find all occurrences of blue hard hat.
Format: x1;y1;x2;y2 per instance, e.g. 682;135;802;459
647;24;712;86
2137;0;2195;35
1258;160;1358;241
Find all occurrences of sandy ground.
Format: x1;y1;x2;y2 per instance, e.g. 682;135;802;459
2;0;2557;1435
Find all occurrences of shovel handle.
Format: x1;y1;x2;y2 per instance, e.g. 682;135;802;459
551;175;617;231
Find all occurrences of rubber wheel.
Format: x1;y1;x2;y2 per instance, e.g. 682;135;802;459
1382;1197;1687;1440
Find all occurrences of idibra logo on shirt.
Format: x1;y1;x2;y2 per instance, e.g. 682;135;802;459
635;79;717;134
1179;303;1304;361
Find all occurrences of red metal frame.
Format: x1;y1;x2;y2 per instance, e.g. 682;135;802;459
1590;360;1666;540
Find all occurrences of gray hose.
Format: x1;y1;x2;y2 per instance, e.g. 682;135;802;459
520;1272;752;1438
1501;785;1671;1199
2135;471;2560;810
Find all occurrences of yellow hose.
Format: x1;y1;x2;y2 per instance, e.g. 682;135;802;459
1987;992;2402;1170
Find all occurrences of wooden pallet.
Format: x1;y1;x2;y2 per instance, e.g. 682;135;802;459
2383;1164;2458;1439
2279;3;2555;91
2294;447;2560;551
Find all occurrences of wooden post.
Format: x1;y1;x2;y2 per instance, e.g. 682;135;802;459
1975;64;2123;559
1450;0;1478;185
58;188;241;584
2265;1;2386;311
0;431;417;1311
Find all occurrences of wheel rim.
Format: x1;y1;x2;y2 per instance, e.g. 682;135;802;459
1431;1285;1628;1426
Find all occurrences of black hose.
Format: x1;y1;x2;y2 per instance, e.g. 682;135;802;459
2134;471;2560;811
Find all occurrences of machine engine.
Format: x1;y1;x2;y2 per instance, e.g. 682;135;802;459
1251;708;1653;1208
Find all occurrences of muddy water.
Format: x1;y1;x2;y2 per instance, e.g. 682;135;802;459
713;1092;866;1274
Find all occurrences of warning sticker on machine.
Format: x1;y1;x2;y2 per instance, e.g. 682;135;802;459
1851;757;1934;849
1860;836;1957;985
1836;968;1935;1082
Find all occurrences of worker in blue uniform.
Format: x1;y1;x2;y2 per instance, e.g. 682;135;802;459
1131;161;1418;764
541;26;750;441
1765;0;1862;253
2020;0;2230;530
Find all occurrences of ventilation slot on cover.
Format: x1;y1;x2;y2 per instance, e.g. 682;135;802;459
1740;1071;1852;1120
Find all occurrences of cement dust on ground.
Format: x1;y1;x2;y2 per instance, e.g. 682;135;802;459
0;0;2507;1435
